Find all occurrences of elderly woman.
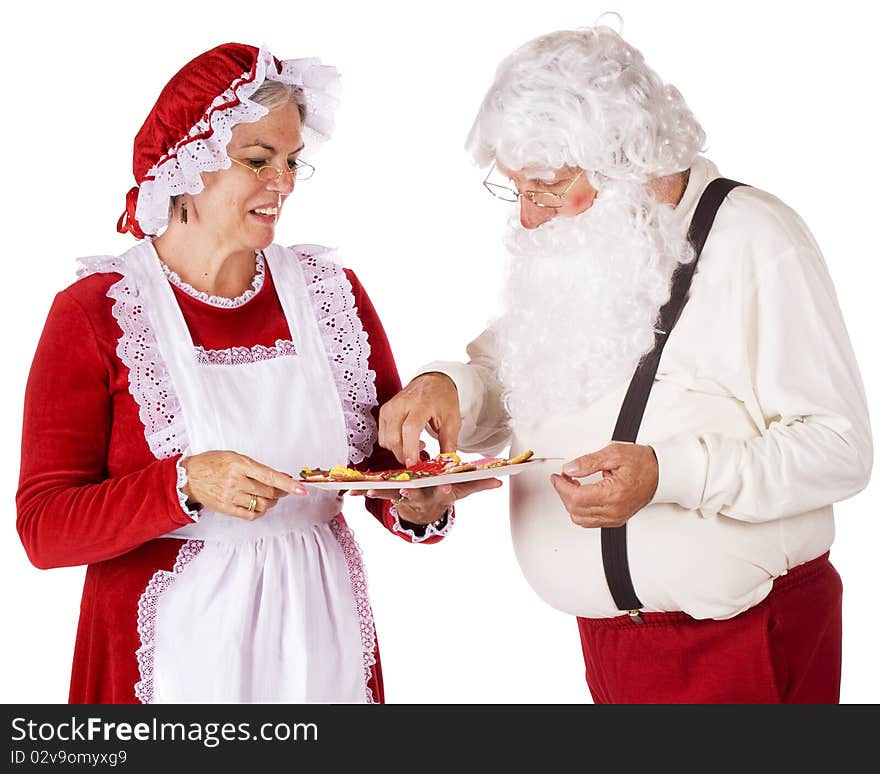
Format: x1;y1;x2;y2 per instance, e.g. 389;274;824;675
16;42;492;704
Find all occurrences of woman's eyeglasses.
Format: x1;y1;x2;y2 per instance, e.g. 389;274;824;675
229;157;316;182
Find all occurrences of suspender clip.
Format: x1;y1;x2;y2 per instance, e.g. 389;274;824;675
627;609;644;624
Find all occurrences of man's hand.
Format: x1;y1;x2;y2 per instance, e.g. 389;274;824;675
550;443;658;528
378;373;462;466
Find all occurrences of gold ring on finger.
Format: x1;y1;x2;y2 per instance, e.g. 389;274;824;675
247;494;257;513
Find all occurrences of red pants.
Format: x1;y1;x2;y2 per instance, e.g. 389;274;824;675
577;552;842;703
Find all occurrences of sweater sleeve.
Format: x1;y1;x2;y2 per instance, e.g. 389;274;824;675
414;327;512;455
651;208;873;520
16;288;195;570
345;269;452;544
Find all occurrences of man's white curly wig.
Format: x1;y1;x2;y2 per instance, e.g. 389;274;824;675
466;25;706;181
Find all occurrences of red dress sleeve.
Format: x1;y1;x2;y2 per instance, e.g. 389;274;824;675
345;269;451;545
16;286;193;570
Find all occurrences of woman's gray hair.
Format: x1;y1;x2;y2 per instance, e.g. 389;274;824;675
466;26;705;181
168;76;308;215
250;78;307;122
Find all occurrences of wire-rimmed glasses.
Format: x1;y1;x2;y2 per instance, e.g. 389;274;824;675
483;162;584;208
229;156;316;182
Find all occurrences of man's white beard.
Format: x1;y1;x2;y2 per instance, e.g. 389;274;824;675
491;178;694;427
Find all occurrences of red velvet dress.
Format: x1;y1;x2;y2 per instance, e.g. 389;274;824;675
17;252;443;703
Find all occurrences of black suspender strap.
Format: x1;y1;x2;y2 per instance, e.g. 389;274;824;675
600;177;746;615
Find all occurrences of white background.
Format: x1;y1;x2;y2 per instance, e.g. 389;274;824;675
1;0;877;704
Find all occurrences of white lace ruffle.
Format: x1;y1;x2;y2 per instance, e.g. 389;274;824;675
134;539;204;704
194;339;297;365
296;245;378;465
329;516;377;703
110;277;191;459
390;505;455;543
175;458;200;521
136;49;341;237
160;251;297;365
76;255;124;279
76;256;193;461
161;251;266;308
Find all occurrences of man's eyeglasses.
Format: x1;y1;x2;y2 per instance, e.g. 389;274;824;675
483;162;584;208
229;157;316;182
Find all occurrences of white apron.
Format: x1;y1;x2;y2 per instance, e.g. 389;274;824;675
127;242;369;703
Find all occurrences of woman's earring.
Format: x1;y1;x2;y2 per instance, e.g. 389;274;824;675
179;201;188;224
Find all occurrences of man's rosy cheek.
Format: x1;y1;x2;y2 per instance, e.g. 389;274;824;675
569;192;594;210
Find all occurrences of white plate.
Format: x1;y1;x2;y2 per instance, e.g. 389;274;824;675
301;458;564;490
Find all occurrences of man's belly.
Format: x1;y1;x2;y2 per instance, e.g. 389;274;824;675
506;385;834;620
509;470;830;619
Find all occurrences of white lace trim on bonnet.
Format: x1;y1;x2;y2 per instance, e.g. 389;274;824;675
135;48;340;236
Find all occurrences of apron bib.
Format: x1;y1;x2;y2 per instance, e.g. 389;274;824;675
127;242;368;702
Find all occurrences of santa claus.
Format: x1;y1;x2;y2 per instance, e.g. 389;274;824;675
379;23;872;703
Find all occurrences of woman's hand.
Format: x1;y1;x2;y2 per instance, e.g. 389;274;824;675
351;478;503;525
180;451;306;520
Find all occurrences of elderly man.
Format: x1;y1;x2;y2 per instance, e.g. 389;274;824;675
378;25;872;703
